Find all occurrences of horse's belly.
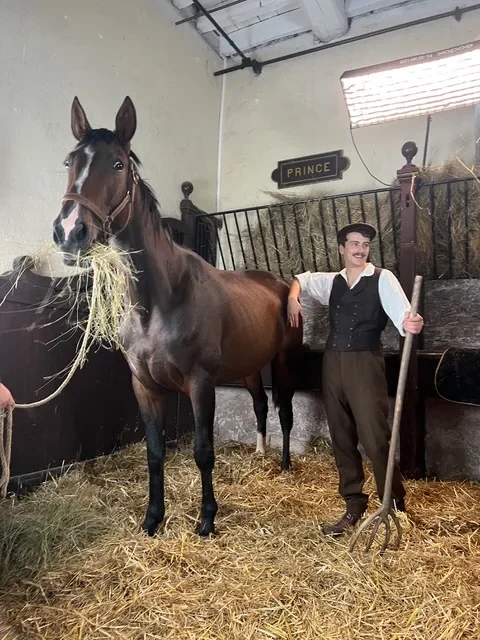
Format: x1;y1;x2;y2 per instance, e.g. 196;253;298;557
216;329;281;383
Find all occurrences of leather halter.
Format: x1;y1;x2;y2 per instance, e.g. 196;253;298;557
62;164;139;234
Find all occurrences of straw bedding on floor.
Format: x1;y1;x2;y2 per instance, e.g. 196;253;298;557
0;440;478;639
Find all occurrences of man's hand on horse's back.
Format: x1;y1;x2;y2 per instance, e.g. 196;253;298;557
287;296;304;328
0;384;14;411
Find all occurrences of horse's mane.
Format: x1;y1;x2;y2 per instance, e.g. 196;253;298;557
78;129;163;233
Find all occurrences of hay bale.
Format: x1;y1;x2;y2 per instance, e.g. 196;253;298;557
234;161;480;280
0;442;479;639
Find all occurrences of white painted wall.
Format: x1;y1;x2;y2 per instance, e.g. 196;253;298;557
219;11;480;210
0;0;222;275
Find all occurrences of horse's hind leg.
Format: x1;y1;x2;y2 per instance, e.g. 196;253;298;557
132;376;167;536
244;372;268;455
272;353;295;471
189;372;218;537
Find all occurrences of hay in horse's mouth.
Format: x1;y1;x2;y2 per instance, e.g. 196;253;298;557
75;243;139;362
0;441;478;639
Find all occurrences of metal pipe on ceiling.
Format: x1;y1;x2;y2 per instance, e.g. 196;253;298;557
213;3;480;76
190;0;262;73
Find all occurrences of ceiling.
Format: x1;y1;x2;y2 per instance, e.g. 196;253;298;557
171;0;479;61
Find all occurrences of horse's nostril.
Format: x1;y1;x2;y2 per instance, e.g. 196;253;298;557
74;222;88;243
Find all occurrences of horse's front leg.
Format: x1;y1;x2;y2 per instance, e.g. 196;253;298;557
132;376;167;536
189;373;218;537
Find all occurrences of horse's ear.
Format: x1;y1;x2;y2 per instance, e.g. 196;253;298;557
71;97;92;141
115;96;136;145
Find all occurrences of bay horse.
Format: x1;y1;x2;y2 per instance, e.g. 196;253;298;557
52;96;303;537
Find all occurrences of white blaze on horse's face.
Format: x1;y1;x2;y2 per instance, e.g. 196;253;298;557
60;145;95;240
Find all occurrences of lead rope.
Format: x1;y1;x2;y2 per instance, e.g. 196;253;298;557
0;266;100;498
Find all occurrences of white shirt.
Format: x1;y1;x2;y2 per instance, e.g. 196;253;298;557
295;263;411;336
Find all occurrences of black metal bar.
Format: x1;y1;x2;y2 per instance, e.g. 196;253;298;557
464;181;469;276
175;0;248;25
346;196;352;224
293;204;306;273
319;200;331;271
233;211;248;269
309;205;319;272
267;207;283;277
359;194;366;223
222;214;236;270
244;211;259;269
447;182;453;278
330;199;339;236
374;192;385;267
278;205;292;276
214;4;480;76
191;0;262;73
206;226;217;266
429;184;437;279
422;115;432;168
389;189;398;266
328;199;341;270
214;221;227;270
255;208;271;271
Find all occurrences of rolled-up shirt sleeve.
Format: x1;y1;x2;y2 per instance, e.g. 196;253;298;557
379;269;411;336
294;271;337;306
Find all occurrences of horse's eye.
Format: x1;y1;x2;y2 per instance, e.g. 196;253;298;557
113;161;124;171
64;159;70;168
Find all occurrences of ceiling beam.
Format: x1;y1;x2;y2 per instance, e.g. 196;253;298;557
172;0;196;9
219;8;310;56
196;0;295;33
299;0;349;42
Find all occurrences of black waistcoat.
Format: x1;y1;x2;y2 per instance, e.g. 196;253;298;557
325;267;389;351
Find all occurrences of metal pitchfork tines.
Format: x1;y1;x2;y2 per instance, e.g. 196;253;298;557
349;275;423;554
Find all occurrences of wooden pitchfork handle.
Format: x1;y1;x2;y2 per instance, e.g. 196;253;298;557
349;274;423;554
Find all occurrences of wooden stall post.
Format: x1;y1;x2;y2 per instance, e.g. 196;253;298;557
179;181;222;265
397;141;426;479
179;181;197;250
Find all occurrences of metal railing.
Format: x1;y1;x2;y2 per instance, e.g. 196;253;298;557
190;176;479;281
194;186;400;279
414;177;479;279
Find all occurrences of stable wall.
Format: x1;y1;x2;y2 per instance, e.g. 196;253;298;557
0;0;222;275
219;10;480;210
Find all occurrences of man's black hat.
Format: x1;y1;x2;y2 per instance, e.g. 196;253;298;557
337;223;377;244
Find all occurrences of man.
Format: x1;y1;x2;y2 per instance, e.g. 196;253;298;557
287;223;423;536
0;380;14;411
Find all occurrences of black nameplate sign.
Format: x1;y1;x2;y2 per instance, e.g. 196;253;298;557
271;150;349;189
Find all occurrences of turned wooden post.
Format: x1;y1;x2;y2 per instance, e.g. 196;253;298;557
397;141;426;479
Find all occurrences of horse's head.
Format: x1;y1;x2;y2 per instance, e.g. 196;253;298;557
53;96;138;265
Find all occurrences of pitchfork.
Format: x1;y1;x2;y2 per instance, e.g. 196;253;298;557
349;274;423;554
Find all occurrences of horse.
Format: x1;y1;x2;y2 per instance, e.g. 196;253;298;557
52;96;303;537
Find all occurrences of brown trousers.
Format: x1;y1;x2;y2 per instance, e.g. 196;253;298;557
322;349;405;514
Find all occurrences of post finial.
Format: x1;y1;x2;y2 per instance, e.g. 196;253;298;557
401;141;418;165
181;181;194;199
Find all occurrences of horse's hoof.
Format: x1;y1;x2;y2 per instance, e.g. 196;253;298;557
197;519;215;538
255;434;267;456
280;461;292;472
141;515;163;537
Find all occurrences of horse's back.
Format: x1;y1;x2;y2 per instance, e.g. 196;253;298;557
217;268;289;301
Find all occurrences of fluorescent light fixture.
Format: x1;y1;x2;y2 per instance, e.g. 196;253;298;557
341;40;480;128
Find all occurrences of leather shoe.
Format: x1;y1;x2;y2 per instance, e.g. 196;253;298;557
322;511;364;537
